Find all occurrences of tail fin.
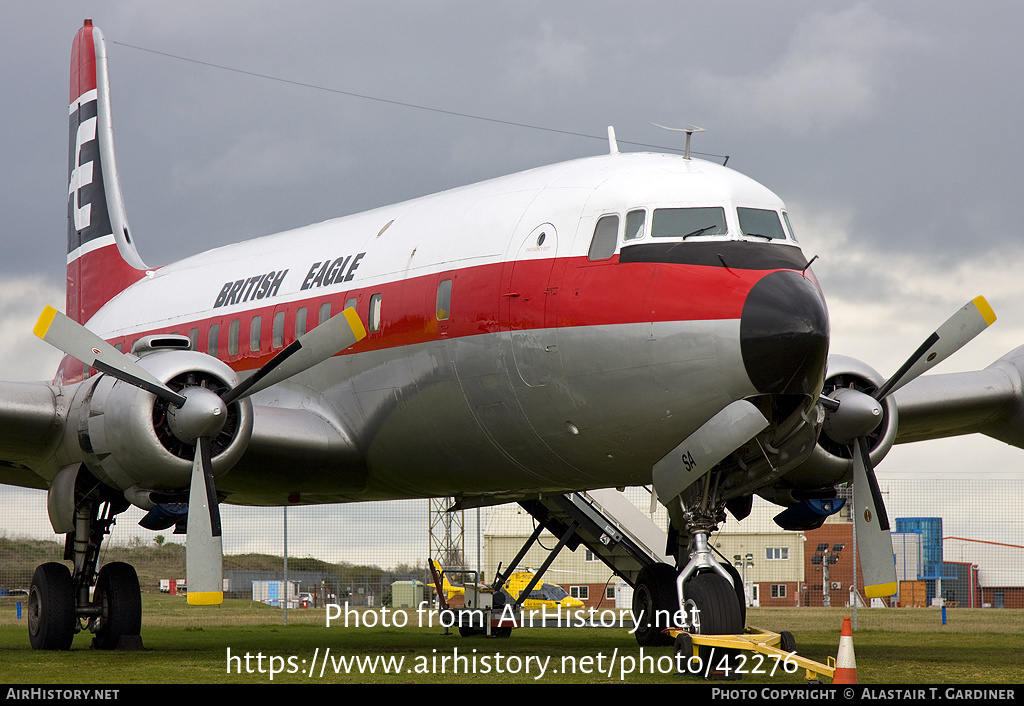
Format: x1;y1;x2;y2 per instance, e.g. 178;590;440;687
67;19;147;324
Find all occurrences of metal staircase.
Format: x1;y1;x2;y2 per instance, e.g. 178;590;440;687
511;488;672;589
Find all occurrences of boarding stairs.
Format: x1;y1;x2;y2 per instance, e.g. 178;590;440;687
510;488;672;590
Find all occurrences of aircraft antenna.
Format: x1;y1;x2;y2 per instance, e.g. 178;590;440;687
651;123;705;160
607;126;619;155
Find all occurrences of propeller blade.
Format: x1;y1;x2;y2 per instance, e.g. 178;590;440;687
222;307;366;405
186;436;223;605
33;305;186;407
851;436;897;599
874;296;996;400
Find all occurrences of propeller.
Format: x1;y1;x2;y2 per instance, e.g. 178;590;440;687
820;296;995;598
35;305;367;604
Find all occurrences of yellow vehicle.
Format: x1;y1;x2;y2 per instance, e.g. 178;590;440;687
429;559;466;602
429;560;584;611
500;569;585;610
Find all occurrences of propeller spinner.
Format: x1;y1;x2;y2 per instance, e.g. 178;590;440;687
820;296;995;598
35;305;367;604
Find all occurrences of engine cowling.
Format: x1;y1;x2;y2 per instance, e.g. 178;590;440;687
782;354;898;489
68;349;253;501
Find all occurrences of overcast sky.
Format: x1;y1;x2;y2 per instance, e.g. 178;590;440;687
2;2;1023;552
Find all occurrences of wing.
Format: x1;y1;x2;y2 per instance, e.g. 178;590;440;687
0;382;63;490
893;347;1024;446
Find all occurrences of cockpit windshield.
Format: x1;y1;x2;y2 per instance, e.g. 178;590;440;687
652;207;727;239
737;207;786;240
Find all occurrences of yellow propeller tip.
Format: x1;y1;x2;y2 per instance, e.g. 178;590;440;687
343;307;368;341
972;296;996;326
187;591;224;606
864;582;898;599
33;306;59;340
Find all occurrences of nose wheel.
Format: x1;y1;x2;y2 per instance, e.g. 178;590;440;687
632;563;744;648
684;572;743;668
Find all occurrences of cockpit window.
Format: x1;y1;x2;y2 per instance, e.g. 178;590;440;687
782;211;798;242
738;207;786;240
588;215;619;261
652;207;727;238
624;209;646;241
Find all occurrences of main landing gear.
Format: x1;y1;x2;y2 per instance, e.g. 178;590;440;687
28;489;143;650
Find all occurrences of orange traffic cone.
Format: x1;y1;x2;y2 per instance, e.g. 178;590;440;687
833;615;858;684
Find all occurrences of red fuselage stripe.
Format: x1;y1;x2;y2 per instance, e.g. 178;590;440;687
61;255;787;382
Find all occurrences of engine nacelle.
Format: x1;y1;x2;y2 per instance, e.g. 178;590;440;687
68;349;253;498
781;354;898;489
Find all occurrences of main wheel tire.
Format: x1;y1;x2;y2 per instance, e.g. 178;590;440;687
685;572;744;675
632;563;678;647
91;562;142;650
719;561;747;626
27;563;75;650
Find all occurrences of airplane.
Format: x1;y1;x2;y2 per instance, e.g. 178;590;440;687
5;18;1024;651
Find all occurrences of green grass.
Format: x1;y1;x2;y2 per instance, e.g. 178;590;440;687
0;598;1021;684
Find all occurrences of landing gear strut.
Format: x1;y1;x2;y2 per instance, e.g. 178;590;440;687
632;488;745;649
28;487;142;650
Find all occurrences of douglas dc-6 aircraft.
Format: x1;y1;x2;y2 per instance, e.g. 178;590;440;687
6;20;1024;650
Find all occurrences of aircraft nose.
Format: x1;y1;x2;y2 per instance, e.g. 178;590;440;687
740;270;829;396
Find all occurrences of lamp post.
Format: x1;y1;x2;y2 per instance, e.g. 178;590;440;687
733;553;755;606
811;542;844;607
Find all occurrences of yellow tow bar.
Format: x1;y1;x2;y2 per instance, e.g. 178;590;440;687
668;627;836;682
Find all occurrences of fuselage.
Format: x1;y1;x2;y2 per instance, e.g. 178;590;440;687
65;151;828;505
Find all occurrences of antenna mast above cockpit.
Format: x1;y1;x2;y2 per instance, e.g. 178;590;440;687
651;123;705;160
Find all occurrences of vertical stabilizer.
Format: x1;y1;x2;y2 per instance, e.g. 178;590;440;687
67;19;147;324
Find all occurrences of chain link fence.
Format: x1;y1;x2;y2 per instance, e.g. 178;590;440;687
1;480;1021;626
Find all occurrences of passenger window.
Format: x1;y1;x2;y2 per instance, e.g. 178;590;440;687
273;311;285;348
652;207;727;238
228;319;240;356
436;280;452;320
344;297;357;311
369;293;382;332
189;328;199;351
250;315;262;352
587;215;619;261
114;342;123;353
295;307;308;338
319;302;331;325
207;324;219;358
624;209;646;241
737;207;786;240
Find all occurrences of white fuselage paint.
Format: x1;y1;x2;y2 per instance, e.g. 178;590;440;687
77;152;800;505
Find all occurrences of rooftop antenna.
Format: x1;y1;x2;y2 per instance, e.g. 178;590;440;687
651;123;705;160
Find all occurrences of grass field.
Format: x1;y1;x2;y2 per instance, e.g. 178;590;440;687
0;597;1021;684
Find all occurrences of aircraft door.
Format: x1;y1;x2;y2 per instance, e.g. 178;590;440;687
506;223;559;387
